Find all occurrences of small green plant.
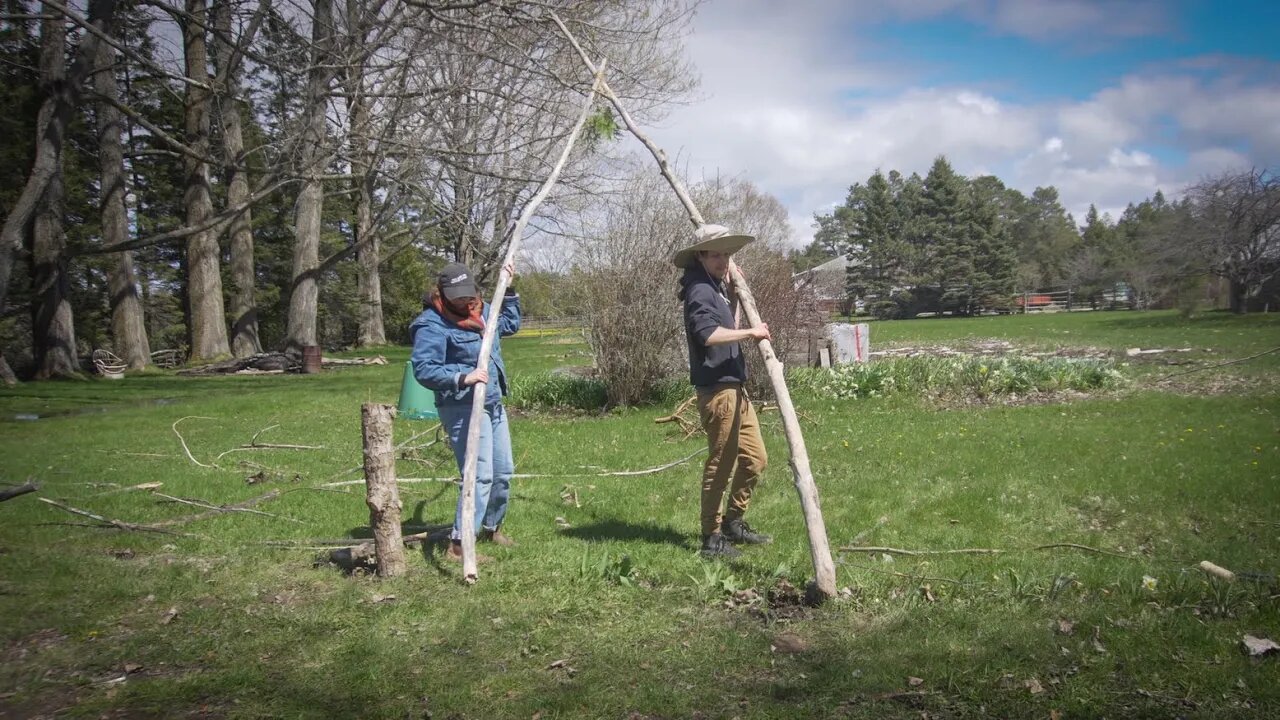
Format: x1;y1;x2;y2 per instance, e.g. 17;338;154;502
509;372;608;411
790;355;1125;401
577;549;640;587
688;562;742;601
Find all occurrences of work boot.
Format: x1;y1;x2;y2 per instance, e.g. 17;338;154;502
480;528;516;547
443;540;492;564
700;532;742;560
722;516;772;545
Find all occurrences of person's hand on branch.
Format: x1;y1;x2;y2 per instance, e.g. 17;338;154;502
750;322;771;342
463;368;489;386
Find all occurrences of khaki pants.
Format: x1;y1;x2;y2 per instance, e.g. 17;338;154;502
697;383;768;537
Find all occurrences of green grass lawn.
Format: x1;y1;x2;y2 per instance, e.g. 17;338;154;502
1;310;1278;718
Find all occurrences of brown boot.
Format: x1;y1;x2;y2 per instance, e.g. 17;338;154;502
480;528;516;547
443;540;492;564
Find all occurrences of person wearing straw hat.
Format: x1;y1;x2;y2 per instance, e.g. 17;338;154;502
410;261;520;562
674;224;773;559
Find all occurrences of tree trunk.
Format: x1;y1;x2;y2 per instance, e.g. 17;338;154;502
31;5;78;379
345;43;384;347
183;0;229;361
355;173;384;346
362;403;406;578
285;0;333;352
213;1;261;357
95;18;150;370
0;354;17;386
0;0;116;323
1230;279;1247;314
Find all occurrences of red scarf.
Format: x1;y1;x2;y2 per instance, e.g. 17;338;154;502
430;288;485;332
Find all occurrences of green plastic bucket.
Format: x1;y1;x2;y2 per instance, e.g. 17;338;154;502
397;361;438;420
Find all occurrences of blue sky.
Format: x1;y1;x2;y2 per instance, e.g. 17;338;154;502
649;0;1280;246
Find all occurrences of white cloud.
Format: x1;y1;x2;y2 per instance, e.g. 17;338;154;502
636;1;1280;247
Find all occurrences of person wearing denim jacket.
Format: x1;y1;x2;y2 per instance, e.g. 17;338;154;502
409;261;521;561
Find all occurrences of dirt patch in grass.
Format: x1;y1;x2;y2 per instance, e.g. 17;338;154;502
0;685;85;720
3;628;68;665
723;579;815;623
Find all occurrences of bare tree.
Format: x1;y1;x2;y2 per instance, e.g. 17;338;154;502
2;0;117;321
30;3;78;378
284;0;334;351
1188;168;1280;313
1;0;118;380
183;0;230;360
213;0;268;356
94;5;150;369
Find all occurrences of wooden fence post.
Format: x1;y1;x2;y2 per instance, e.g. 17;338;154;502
362;402;406;578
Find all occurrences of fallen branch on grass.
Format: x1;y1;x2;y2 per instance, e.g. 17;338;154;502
261;525;451;549
213;424;325;462
395;423;442;451
835;558;974;587
151;490;300;523
840;542;1140;560
0;480;39;502
1157;346;1280;381
37;497;181;535
322;355;386;366
91;482;163;496
151;489;284;527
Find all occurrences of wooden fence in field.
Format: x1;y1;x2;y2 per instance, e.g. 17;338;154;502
519;316;588;337
1016;285;1135;313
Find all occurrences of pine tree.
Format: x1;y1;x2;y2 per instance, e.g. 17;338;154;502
919;156;969;314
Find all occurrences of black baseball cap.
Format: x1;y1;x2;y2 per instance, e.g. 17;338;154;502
437;262;479;300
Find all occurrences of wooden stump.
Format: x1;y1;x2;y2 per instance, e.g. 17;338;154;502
362;403;406;577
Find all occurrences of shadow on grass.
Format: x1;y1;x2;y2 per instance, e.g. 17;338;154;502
559;519;692;550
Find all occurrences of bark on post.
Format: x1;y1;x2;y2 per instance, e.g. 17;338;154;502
457;64;606;582
362;403;405;578
549;13;838;601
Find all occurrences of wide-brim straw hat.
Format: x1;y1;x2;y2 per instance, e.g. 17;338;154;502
671;224;756;268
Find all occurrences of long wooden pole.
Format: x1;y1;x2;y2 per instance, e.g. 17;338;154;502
549;13;837;600
457;63;606;582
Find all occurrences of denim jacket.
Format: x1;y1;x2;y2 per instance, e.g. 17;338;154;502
409;294;521;407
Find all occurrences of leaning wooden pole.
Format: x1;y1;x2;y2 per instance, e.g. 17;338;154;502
550;13;837;600
457;63;607;582
362;402;406;578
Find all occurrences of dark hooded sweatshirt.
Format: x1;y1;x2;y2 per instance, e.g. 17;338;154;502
679;265;747;388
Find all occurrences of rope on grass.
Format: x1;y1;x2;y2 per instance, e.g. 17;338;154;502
840;543;1141;560
316;447;707;488
172;416;217;468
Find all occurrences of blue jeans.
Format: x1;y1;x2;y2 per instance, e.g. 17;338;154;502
437;402;514;540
